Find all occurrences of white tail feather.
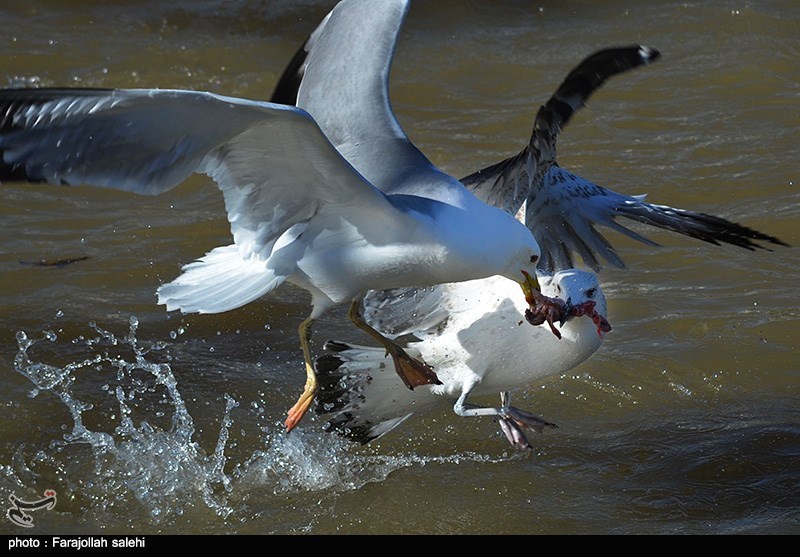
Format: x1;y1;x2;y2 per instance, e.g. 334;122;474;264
157;244;287;314
315;342;437;444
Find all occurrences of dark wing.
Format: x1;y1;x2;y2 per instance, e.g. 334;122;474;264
461;46;660;215
270;10;333;105
531;165;788;272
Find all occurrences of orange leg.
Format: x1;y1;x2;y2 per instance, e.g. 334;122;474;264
285;315;316;432
348;299;441;390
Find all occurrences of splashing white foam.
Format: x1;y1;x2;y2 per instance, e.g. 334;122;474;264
13;317;237;520
9;317;516;526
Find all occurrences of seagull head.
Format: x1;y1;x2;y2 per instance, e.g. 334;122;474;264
540;269;612;338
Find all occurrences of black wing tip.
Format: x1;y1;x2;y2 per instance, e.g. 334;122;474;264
269;40;308;106
314;344;364;415
616;204;790;252
314;342;380;445
0;89;113;185
557;44;662;99
673;209;789;251
587;44;661;67
0;164;37;184
314;353;345;376
321;340;354;353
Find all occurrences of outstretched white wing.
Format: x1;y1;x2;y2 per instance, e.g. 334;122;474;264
0;88;396;262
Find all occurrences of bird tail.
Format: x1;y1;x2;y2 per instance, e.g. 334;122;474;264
314;341;431;444
157;244;286;314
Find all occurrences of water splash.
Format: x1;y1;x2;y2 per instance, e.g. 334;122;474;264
9;318;517;527
13;317;236;521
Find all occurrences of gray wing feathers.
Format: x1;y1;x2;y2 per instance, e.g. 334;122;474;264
0;88;393;261
298;0;409;146
0;89;212;193
461;46;661;215
295;0;449;195
533;166;788;272
361;284;452;339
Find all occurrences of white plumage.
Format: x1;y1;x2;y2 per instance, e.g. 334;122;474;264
316;269;609;448
275;1;782;448
0;50;546;432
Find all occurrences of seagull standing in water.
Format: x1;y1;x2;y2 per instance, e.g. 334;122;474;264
267;0;786;447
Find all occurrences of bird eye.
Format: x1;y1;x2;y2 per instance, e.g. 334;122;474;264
530;255;539;264
586;288;596;298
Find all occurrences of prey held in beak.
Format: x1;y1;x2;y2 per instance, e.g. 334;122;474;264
519;271;612;339
520;270;568;339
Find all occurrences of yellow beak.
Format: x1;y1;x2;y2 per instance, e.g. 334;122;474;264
519;270;541;306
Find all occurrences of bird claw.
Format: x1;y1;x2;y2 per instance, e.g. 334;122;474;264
497;406;558;450
497;417;533;450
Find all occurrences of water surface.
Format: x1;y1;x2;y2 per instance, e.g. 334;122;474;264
0;0;798;535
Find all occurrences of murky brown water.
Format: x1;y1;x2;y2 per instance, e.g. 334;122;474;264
1;0;798;535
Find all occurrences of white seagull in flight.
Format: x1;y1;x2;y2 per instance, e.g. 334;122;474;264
266;0;786;447
0;13;569;432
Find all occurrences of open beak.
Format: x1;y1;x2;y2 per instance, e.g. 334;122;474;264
519;270;540;306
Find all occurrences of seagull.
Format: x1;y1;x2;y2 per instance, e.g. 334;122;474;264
316;269;610;449
263;0;787;447
0;35;560;433
274;0;786;274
